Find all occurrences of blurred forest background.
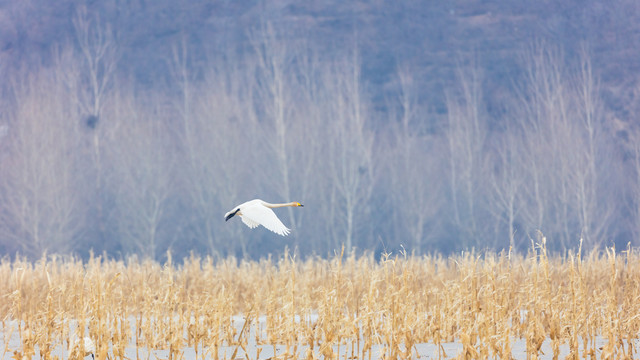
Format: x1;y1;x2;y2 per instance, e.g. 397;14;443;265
1;0;640;260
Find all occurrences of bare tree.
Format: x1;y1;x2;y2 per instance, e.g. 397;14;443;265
106;95;176;259
71;5;119;246
626;127;640;247
445;62;489;248
72;5;118;119
271;48;330;255
386;65;444;253
323;52;375;254
173;46;261;257
515;44;572;249
250;23;304;248
486;126;526;250
516;44;614;250
572;50;614;248
0;67;84;258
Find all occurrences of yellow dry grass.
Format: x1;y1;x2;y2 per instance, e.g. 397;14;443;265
1;241;639;360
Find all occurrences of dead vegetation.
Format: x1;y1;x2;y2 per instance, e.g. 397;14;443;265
1;241;639;359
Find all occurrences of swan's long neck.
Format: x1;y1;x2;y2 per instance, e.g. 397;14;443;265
262;201;298;209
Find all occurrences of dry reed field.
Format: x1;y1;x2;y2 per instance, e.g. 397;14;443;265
1;241;640;360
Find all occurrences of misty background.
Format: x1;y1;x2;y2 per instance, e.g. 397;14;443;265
0;0;639;261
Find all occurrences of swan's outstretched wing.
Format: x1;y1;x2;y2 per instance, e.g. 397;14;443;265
241;215;260;229
241;203;291;236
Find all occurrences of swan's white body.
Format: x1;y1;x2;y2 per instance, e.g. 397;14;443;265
224;199;303;236
69;336;95;359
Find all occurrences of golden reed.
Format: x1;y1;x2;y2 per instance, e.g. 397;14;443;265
1;242;639;359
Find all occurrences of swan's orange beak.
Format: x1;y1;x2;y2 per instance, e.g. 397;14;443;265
297;203;304;207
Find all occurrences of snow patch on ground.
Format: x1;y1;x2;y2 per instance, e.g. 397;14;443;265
0;318;635;359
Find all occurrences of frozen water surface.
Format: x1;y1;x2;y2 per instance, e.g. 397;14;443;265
0;317;634;359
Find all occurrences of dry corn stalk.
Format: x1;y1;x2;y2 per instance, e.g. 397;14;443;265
0;245;638;359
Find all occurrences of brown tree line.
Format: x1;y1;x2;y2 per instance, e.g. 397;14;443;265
0;21;636;260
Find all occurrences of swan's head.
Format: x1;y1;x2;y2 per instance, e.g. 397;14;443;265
225;208;240;221
294;202;303;207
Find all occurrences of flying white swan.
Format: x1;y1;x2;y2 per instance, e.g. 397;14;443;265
224;199;303;236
